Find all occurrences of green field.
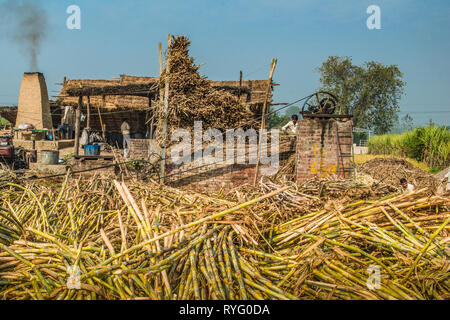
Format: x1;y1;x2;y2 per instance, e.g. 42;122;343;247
367;125;450;172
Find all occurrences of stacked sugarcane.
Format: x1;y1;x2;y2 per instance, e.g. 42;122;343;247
243;188;450;300
154;36;258;149
0;173;449;300
0;175;294;300
357;158;439;191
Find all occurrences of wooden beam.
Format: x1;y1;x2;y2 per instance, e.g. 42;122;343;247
99;96;106;141
253;58;278;186
159;41;164;105
147;99;154;140
159;42;163;77
74;96;82;156
160;34;173;184
238;70;243;99
86;96;91;129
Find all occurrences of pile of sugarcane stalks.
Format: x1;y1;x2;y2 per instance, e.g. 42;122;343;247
265;188;450;300
0;174;449;300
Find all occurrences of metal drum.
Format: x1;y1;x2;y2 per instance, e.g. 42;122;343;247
40;150;59;165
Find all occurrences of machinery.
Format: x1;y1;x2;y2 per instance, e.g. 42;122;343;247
0;134;27;170
301;92;341;117
0;135;14;162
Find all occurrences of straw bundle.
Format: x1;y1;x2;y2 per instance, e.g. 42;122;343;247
155;36;256;144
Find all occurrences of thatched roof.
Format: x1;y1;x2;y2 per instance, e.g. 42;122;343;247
56;74;272;111
64;83;159;98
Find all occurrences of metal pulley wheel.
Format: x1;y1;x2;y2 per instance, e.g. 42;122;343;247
302;92;341;116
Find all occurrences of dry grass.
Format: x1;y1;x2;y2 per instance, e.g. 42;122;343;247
355;154;431;172
155;36;257;146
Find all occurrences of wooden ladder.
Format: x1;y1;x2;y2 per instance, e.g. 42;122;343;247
336;124;355;179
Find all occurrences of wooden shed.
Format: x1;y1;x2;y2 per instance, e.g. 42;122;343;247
55;74;275;136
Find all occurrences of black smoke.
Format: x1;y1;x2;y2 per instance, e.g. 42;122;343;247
0;0;48;71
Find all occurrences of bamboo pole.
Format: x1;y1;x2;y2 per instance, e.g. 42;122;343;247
238;70;243;100
99;96;106;142
74;96;82;156
148;100;154;139
159;42;163;78
253;58;277;186
148;42;163;142
160;34;173;184
86;96;91;129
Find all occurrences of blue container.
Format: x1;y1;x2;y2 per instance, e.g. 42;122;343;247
84;144;101;156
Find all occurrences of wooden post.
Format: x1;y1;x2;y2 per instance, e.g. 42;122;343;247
99;96;106;141
160;34;173;184
159;42;163;77
74;96;82;157
253;58;277;186
148;99;154;139
153;41;163;137
158;41;164;115
238;70;243;99
86;96;91;129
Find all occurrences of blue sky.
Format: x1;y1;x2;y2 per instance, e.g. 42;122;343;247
0;0;449;126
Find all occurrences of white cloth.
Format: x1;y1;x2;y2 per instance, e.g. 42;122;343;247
282;121;298;134
123;134;131;158
63;106;75;126
121;121;131;135
18;123;34;130
403;183;415;194
80;129;89;146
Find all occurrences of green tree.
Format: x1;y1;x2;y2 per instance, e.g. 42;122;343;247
317;56;405;134
0;116;11;126
401;113;414;132
268;109;290;129
284;105;300;118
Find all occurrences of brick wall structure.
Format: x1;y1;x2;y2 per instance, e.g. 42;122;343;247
166;136;295;192
129;139;150;159
16;73;53;130
127;135;296;193
296;118;353;183
129;139;162;161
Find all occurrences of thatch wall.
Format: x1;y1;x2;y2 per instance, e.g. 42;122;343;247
56;77;156;110
120;75;159;84
55;71;274;134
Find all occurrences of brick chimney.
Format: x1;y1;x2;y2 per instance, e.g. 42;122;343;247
16;72;53;129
